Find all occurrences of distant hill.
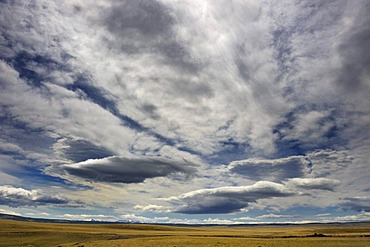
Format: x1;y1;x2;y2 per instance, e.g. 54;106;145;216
0;213;116;224
1;213;369;227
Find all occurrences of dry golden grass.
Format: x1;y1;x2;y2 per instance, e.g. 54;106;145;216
0;219;369;246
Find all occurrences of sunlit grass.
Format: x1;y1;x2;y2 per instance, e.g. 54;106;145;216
1;219;369;246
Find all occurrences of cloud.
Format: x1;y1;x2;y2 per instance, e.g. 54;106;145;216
334;212;370;222
0;185;70;207
256;213;297;219
0;208;21;216
101;0;203;73
133;204;169;212
280;110;335;147
2;0;367;167
228;156;310;182
306;150;353;177
228;150;353;183
61;155;197;184
53;138;114;163
103;1;174;38
62;213;118;222
341;197;370;212
202;218;239;225
336;2;370;93
0;172;19;185
0;0;370;222
169;181;294;214
286;178;340;191
120;213;153;223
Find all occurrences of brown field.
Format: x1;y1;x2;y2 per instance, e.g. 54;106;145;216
0;219;370;247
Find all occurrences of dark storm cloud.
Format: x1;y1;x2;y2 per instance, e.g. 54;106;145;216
228;156;310;182
0;185;69;207
341;197;370;212
171;181;294;214
62;156;197;184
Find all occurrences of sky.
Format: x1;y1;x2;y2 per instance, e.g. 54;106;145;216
0;0;370;224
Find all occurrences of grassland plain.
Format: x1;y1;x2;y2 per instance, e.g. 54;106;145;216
0;219;369;246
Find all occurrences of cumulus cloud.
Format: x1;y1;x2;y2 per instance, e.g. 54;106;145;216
61;156;197;184
0;185;70;207
169;181;295;214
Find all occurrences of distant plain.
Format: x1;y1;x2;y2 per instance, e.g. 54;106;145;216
1;219;370;246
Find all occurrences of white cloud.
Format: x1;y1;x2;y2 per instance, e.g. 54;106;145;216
120;213;152;223
286;178;340;191
133;204;169;212
281;110;334;146
0;139;23;154
0;208;21;216
1;0;368;160
334;212;370;222
202;218;240;225
168;181;295;214
0;173;19;185
256;213;297;219
0;185;70;207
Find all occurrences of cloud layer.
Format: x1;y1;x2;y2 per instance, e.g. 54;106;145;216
0;0;369;223
169;181;295;214
0;185;70;207
228;156;310;182
61;156;196;183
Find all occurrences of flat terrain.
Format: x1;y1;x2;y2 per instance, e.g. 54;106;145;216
0;219;369;246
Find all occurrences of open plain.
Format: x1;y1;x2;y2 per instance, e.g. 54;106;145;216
0;219;369;246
